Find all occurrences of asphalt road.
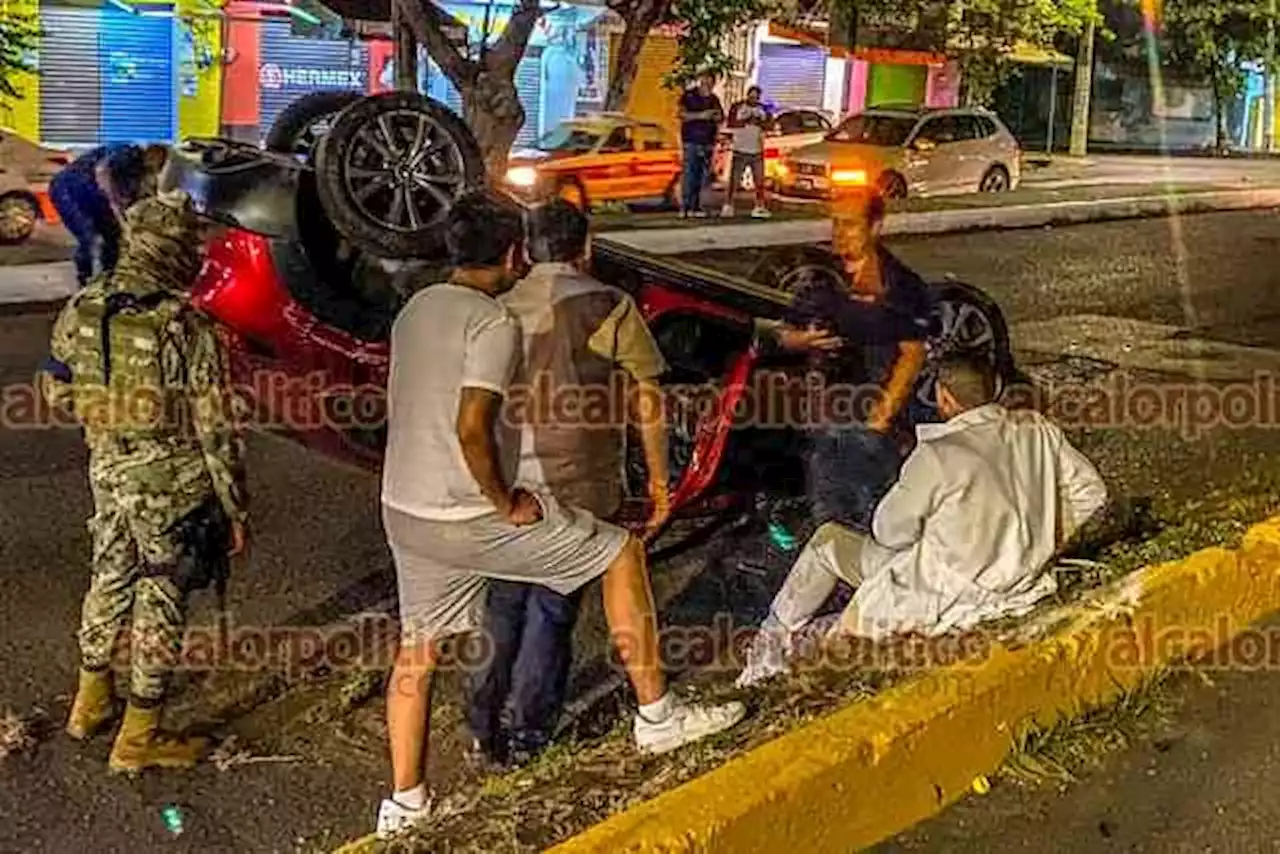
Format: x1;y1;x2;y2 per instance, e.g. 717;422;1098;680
876;624;1280;854
5;209;1280;850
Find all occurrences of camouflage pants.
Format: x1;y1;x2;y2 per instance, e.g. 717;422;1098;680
79;491;191;704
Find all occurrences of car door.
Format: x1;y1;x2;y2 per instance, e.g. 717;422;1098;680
954;114;991;191
591;125;638;200
903;114;966;195
632;125;680;199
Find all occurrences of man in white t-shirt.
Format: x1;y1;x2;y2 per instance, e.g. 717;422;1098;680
722;85;772;219
375;191;745;840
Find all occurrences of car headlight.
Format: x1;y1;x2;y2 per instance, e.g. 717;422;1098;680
505;166;539;188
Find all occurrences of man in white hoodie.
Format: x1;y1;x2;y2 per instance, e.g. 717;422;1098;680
737;353;1108;686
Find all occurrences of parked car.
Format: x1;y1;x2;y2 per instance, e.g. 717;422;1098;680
0;128;70;244
500;115;682;210
162;91;1018;531
714;108;833;191
776;105;1022;200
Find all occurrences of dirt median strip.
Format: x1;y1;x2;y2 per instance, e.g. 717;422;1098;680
326;514;1280;854
529;519;1280;854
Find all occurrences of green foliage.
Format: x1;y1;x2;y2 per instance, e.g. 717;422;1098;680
1157;0;1279;148
814;0;1101;106
662;0;776;88
0;12;37;101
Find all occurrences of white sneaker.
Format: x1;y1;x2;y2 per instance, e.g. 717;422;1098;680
375;796;432;840
735;614;794;688
751;206;772;219
721;203;735;217
634;699;747;755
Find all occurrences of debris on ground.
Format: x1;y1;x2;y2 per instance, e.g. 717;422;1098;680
209;735;303;772
0;707;43;760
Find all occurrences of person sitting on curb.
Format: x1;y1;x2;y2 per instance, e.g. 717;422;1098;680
736;353;1108;686
376;190;745;840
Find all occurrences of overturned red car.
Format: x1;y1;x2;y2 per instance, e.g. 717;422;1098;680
165;91;1017;530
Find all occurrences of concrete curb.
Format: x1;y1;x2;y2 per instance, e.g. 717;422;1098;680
539;518;1280;854
601;187;1280;256
329;517;1280;853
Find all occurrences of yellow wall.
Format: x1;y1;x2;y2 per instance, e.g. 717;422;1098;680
609;32;680;139
176;0;223;139
0;0;40;142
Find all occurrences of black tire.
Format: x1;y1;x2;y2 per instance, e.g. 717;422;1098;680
915;279;1017;415
979;164;1011;193
265;90;363;159
314;91;485;260
748;245;846;294
877;170;908;199
0;192;39;245
662;175;679;211
556;177;590;211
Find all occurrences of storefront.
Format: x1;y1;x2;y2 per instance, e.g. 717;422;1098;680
39;3;178;147
756;42;827;112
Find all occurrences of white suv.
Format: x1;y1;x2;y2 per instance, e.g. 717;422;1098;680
776;105;1022;199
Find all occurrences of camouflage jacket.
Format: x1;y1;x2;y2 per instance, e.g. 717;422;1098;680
41;274;248;530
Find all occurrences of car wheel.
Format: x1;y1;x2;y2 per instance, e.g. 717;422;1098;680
915;279;1017;414
0;193;39;245
265;90;363;160
748;245;847;294
662;175;679;211
979;165;1011;193
556;177;590;211
314;91;485;260
877;171;908;200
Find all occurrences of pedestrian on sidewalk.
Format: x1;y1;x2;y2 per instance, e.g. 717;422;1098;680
466;198;673;767
737;353;1108;686
49;143;168;288
678;74;723;218
722;86;772;219
40;190;249;773
376;190;744;840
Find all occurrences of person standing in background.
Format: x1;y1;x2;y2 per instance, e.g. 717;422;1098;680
677;74;723;218
722;85;772;219
49;143;169;287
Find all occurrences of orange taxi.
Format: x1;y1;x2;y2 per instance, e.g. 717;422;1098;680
502;115;681;210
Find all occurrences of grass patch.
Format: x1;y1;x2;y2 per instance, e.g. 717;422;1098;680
1000;670;1179;786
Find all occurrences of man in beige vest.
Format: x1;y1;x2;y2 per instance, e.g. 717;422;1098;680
466;199;674;766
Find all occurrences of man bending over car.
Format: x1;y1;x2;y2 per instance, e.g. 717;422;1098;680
466;198;674;767
376;191;744;839
736;353;1108;686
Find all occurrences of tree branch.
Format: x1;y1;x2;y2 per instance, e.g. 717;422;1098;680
489;0;545;73
396;0;476;86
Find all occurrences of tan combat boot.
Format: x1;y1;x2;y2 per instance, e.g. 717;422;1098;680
108;704;211;775
65;669;119;740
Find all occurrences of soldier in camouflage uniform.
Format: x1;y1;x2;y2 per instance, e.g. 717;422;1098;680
40;189;248;774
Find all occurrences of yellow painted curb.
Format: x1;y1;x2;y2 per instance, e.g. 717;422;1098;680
330;517;1280;854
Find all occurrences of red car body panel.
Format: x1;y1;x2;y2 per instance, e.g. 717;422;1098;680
190;228;758;523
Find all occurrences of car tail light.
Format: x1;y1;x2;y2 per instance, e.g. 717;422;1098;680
764;148;780;159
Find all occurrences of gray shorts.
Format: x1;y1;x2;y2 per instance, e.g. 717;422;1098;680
382;493;630;644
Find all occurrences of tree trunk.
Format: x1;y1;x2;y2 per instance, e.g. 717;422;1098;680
1069;13;1095;157
462;69;526;177
1212;69;1229;154
605;2;668;112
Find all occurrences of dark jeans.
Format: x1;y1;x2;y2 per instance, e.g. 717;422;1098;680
50;172;120;286
467;579;585;759
807;424;904;532
681;142;714;213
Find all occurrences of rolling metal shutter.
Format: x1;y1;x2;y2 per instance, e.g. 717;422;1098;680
757;43;826;111
100;8;175;143
259;21;369;139
39;7;103;147
608;34;679;138
427;48;543;146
